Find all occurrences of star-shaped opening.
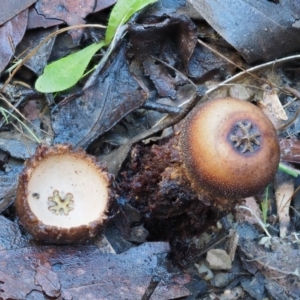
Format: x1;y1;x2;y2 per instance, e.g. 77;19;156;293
230;121;261;153
48;190;74;215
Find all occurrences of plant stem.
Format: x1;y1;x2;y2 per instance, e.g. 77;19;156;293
278;162;300;177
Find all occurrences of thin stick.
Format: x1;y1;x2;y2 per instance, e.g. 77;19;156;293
238;205;271;238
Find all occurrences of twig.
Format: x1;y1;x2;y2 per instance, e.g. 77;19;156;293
276;107;300;131
238;205;271;238
84;24;127;90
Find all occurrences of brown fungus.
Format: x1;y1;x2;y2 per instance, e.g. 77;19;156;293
16;144;114;244
180;97;280;198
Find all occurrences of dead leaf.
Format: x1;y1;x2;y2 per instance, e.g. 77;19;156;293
34;264;61;298
0;9;28;74
188;44;232;83
0;242;190;300
22;100;40;121
0;269;41;300
52;44;147;148
129;15;188;56
36;0;96;42
128;14;197;98
28;0;116;29
0;131;38;159
237;223;300;299
189;0;300;63
235;197;263;225
280;137;300;164
0;160;23;213
93;0;116;13
27;6;63;29
257;84;288;129
229;85;252;101
275;177;294;238
265;279;290;300
16;27;57;75
0;0;36;26
0;215;28;250
240;273;264;300
149;274;191;300
36;0;95;25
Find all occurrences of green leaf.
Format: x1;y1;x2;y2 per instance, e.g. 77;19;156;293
35;0;157;93
35;41;106;93
105;0;157;44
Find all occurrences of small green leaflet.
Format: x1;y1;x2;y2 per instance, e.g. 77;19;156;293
35;0;157;93
35;41;105;93
105;0;157;44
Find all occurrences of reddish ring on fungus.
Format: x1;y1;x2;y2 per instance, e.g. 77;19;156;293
180;97;280;198
16;144;114;244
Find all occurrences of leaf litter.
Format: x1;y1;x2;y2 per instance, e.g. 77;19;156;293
0;215;190;299
1;0;300;299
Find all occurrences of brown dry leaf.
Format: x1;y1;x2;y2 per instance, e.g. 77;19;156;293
257;85;288;129
36;0;96;41
128;14;197;99
0;215;28;250
34;264;61;298
0;0;36;26
52;44;147;148
275;179;294;238
0;131;38;160
150;274;191;300
93;0;116;13
28;0;116;29
0;161;24;213
280;137;300;164
235;197;263;225
0;242;191;299
22;100;40;121
27;6;63;29
238;223;300;299
0;9;28;73
16;26;57;75
36;0;95;25
189;0;300;63
0;269;41;300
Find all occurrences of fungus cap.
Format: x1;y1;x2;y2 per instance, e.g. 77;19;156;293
180;97;280;198
16;144;114;243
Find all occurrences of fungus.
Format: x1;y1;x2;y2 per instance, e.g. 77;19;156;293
16;144;114;244
180;97;280;198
